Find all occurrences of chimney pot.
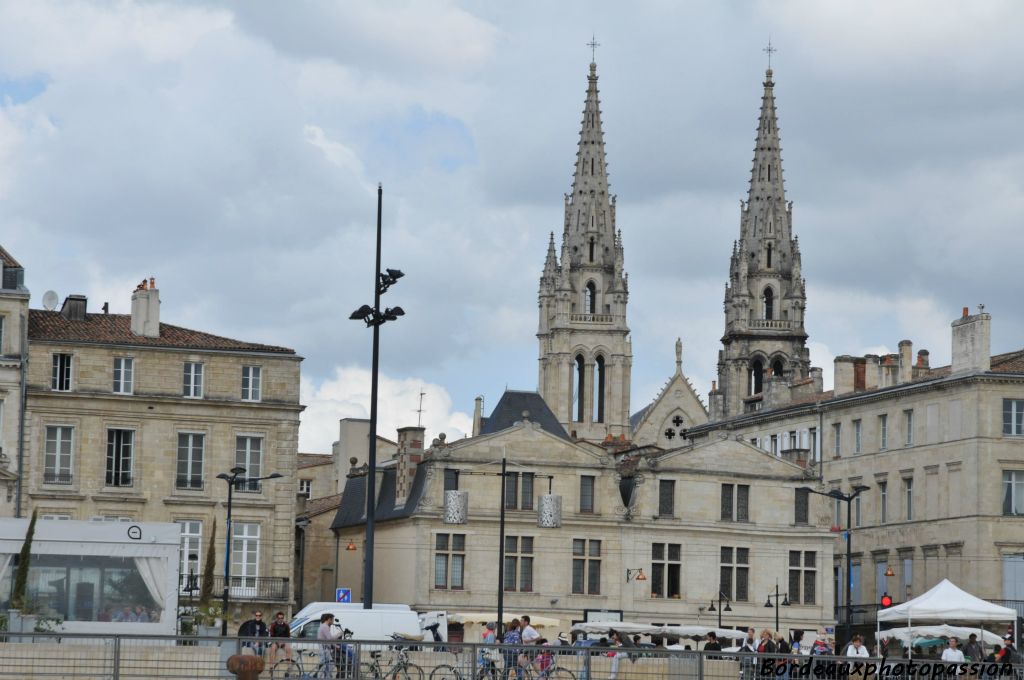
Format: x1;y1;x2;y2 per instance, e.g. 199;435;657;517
962;307;969;318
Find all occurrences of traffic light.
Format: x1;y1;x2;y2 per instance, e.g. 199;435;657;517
880;593;893;608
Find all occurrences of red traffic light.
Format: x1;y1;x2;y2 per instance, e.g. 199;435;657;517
880;594;893;608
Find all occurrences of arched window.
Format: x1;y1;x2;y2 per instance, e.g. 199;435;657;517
773;360;784;377
763;287;774;320
589;238;595;262
593;356;605;423
584;281;596;314
766;243;773;269
574;355;586;423
749;359;764;395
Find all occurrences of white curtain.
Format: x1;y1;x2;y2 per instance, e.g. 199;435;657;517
134;557;167;614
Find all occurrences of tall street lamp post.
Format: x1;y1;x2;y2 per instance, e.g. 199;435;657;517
216;466;283;635
708;591;732;628
799;484;870;648
764;580;791;633
349;183;404;610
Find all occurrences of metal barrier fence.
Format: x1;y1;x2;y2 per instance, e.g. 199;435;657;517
0;634;1019;680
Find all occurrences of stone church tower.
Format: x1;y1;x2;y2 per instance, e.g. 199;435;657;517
709;68;811;420
537;60;632;442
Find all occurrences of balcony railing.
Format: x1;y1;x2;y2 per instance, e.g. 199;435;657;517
175;476;204;491
178;575;290;601
748;318;801;330
570;313;614;324
43;472;74;485
234;479;262;494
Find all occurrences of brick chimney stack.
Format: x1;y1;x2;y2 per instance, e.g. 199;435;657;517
394;426;426;507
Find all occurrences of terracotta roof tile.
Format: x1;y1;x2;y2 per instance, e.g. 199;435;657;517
299;493;344;519
0;246;21;268
298;453;333;469
28;310;295;354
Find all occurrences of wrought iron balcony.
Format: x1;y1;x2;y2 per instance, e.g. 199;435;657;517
43;472;74;485
175;475;204;490
178;574;290;601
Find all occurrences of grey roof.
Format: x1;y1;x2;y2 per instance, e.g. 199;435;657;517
479;390;569;441
330;464;428;530
629;403;652;432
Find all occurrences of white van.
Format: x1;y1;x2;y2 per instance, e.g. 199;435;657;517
288;603;444;643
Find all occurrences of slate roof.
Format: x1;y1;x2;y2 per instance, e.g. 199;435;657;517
0;246;21;268
28;310;295;354
629;404;652;432
479;390;569;441
331;464;428;530
298;453;333;470
298;493;344;520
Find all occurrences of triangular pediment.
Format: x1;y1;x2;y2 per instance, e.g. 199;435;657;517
653;435;810;480
632;370;709;448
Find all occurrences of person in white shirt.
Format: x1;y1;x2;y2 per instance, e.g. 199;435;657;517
521;616;540;645
846;635;870;658
941;638;966;663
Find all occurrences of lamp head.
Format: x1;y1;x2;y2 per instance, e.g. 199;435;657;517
724;603;732;612
349;304;374;321
765;598;773;608
266;472;283;480
385;268;404;281
782;595;791;607
216;473;231;481
853;484;871;494
346;540;357;552
230;466;247;476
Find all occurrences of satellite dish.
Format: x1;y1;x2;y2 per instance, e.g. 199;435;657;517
42;290;59;311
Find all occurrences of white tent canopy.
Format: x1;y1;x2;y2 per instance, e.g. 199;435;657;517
877;579;1017;623
450;612;561;628
878;625;1003;646
571;622;747;640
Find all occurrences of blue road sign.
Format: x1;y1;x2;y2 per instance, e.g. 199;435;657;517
336;588;352;603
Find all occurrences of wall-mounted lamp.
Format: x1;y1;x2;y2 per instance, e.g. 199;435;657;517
346;540;358;552
626;568;647;583
884;565;895;577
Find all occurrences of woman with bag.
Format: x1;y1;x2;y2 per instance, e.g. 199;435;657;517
503;619;524;680
480;622;500;679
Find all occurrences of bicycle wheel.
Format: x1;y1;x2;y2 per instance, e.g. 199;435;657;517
360;662;380;679
271;658;303;678
429;665;462;680
393;662;425;680
546;668;575;680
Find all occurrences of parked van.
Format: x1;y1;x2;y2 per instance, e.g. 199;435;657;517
289;603;444;643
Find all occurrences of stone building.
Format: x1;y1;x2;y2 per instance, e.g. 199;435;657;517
332;391;835;638
17;277;302;625
0;247;28;517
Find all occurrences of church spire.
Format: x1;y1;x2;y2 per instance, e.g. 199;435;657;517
569;61;611;208
747;68;786;206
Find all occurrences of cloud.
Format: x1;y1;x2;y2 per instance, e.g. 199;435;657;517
299;366;473;453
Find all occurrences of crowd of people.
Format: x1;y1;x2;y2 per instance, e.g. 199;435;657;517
98;604;161;623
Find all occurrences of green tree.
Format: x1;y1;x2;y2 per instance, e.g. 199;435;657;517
11;509;38;611
198;520;216;606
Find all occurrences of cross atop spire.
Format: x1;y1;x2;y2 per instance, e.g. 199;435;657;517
587;35;600;63
763;37;777;70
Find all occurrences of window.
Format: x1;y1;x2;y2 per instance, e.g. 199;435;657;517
230;522;260;589
834;497;842;527
593;356;605;423
434;533;465;589
875;561;889;602
574;355;585;422
0;315;4;353
51;353;72;391
789;551;816;604
105;429;134;487
579;476;595;513
584;282;596;314
177;520;202;592
854;495;862;527
40;513;71;520
1005;400;1024;436
879;414;888;451
853;420;862;454
720;546;750;601
572;539;601;595
720;484;749;522
113;357;134;394
749;359;764;395
1003;471;1024;516
904;409;914;446
176;433;204;490
443;469;459;492
833;423;842;456
298;479;312;499
44;425;73;484
879;482;888;524
235;436;263;492
651;543;681;598
763;287;774;320
809;427;818;461
242;366;262;401
794;488;809;525
503;536;534;592
904;478;914;520
658;480;675;517
902;557;914;599
787;430;797;448
504;472;535;510
183;362;203;398
770;435;779;456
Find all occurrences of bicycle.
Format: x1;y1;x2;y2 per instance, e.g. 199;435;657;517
360;634;425;680
430;647;575;680
271;648;351;679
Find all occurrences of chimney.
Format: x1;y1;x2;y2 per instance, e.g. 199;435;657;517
863;355;880;391
397;426;425;453
951;307;991;374
394;426;425;507
472;396;483;437
916;350;930;368
898;340;913;384
60;295;88;321
809;367;823;393
130;278;160;338
833;356;856;395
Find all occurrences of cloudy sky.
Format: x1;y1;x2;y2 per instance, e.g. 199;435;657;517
2;1;1022;453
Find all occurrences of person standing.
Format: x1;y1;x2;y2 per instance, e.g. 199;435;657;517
962;634;984;663
480;622;499;680
942;638;965;663
705;631;723;659
758;629;777;654
503;618;523;680
521;616;541;645
317;613;344;676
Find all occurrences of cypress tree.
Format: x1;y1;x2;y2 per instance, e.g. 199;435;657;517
11;509;38;611
198;520;216;606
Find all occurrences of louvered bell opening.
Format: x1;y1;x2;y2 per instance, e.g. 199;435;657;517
443;490;468;525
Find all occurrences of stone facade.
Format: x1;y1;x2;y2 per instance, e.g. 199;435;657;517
0;247;28;517
333;404;836;637
19;282;302;625
631;340;709;448
537;61;632;442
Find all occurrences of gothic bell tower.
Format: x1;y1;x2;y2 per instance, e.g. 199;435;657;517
709;67;810;420
537;60;632;442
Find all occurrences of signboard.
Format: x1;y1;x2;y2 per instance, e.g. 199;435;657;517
825;626;835;635
583;608;623;623
336;588;352;603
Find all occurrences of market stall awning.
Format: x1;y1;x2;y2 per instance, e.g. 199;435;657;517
877;579;1017;623
878;625;1003;646
450;612;560;628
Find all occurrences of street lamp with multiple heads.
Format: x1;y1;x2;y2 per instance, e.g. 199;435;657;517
348;183;404;610
764;580;791;632
216;466;283;635
799;484;870;648
708;591;732;628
